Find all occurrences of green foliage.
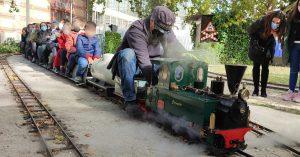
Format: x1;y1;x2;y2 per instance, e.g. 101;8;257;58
104;31;122;54
209;0;291;64
0;38;20;54
213;11;252;64
126;0;185;17
9;0;19;13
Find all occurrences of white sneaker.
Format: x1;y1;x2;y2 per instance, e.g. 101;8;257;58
293;92;300;103
282;90;295;101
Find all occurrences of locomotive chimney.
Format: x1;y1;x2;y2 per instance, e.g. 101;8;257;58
225;65;247;95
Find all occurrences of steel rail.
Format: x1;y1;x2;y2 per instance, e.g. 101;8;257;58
0;58;85;157
249;121;300;156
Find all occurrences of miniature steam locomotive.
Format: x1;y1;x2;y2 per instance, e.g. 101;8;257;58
88;54;251;153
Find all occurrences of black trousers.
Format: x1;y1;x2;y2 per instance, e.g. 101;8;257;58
252;60;269;90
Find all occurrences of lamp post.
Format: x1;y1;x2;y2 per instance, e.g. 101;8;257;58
26;0;29;25
70;0;73;23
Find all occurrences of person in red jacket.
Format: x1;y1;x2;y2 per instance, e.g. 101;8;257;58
65;19;85;77
53;22;72;73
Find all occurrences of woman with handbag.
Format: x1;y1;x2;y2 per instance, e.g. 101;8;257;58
248;10;286;97
283;0;300;102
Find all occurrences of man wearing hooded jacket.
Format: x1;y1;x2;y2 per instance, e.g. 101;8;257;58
108;6;185;117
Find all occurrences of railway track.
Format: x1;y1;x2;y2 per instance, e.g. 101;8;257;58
249;121;300;156
0;57;85;157
208;71;289;91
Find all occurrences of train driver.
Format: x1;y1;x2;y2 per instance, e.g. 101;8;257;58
108;6;186;117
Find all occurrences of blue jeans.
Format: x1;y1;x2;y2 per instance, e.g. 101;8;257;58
76;57;88;77
289;43;300;91
66;53;76;74
117;48;159;102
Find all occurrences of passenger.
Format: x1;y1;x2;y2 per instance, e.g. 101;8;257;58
46;22;52;30
55;22;73;74
65;19;86;77
46;21;60;69
283;0;300;102
107;6;185;117
31;23;40;63
36;22;51;65
75;21;102;83
25;23;38;62
248;10;286;97
59;19;68;30
20;27;27;54
24;24;33;59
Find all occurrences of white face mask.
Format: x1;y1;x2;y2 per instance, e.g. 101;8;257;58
59;23;64;30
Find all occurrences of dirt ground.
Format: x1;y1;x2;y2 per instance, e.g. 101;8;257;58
1;55;299;157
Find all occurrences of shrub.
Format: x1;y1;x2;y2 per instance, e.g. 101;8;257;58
104;31;121;54
213;11;252;65
0;38;20;54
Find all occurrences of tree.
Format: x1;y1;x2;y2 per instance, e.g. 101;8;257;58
212;0;291;64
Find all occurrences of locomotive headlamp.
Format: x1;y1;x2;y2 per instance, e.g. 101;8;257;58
197;68;203;81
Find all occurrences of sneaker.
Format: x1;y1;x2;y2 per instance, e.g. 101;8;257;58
74;76;83;83
125;101;143;118
282;90;295;101
293;93;300;103
52;67;59;74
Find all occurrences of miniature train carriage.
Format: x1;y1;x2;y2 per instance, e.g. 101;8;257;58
145;58;251;152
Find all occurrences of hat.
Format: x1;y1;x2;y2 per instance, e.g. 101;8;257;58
151;6;176;33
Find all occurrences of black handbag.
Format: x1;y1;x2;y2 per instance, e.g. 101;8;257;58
248;39;266;63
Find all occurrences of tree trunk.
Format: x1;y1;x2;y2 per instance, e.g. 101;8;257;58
195;16;202;47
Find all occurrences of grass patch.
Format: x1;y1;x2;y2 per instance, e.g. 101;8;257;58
208;64;294;86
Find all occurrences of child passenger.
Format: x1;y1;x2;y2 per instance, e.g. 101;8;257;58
74;21;102;83
65;19;86;77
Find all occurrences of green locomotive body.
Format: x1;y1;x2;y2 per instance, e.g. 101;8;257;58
145;58;251;151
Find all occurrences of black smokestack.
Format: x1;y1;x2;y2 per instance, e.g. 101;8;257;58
225;65;247;95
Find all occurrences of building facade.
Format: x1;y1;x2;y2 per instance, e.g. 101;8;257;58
0;0;87;42
92;0;138;36
92;0;193;50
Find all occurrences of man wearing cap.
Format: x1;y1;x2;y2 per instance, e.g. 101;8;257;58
108;6;185;117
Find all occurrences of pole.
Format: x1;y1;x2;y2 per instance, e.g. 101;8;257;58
70;0;73;23
26;0;29;25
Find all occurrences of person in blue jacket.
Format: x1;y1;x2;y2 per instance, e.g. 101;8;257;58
75;21;102;83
